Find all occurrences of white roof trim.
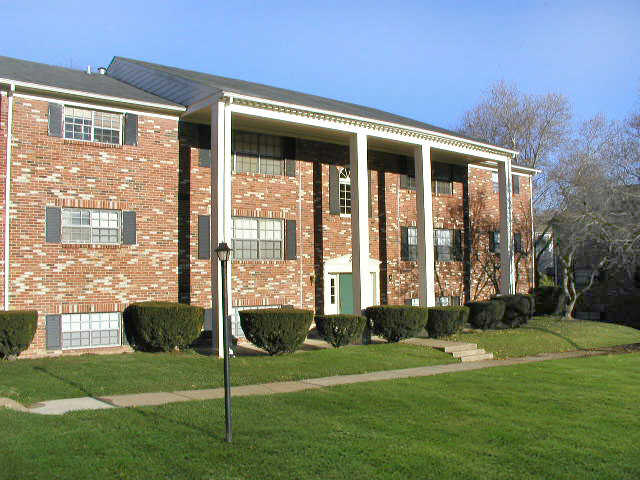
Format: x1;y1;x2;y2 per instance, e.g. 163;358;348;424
222;90;519;158
0;77;186;112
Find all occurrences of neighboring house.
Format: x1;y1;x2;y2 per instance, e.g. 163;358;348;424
0;55;535;357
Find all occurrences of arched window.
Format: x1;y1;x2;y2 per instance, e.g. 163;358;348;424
339;167;351;215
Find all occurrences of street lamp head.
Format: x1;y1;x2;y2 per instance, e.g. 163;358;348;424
215;242;233;262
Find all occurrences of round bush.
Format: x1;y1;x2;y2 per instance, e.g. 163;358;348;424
124;302;204;352
532;286;566;315
240;308;313;355
315;314;366;348
427;306;468;338
0;310;38;358
493;294;534;327
364;306;427;343
467;300;506;330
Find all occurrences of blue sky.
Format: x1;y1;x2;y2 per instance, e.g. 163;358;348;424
2;0;639;129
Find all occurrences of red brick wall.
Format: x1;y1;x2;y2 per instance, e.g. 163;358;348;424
8;96;180;355
6;100;533;356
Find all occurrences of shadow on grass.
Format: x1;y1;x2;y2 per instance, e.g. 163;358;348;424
32;366;98;402
519;323;585;351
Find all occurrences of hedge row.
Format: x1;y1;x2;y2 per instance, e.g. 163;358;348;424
466;294;535;330
0;310;38;358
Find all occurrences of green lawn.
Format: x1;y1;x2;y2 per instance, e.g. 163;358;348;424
0;343;454;405
450;316;640;359
1;353;639;479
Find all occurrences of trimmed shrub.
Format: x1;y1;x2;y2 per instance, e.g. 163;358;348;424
363;306;428;343
124;302;204;352
0;310;38;358
427;306;468;338
314;314;366;348
493;294;534;327
467;300;506;330
532;286;566;316
240;308;313;355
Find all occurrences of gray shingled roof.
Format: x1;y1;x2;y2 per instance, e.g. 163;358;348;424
109;56;496;146
0;56;182;107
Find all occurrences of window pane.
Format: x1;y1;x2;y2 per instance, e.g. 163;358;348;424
408;227;418;246
259;219;282;241
259;134;283;158
64;107;93;141
233;218;258;239
260;157;284;175
235;154;259;173
233;132;259;155
232;239;258;259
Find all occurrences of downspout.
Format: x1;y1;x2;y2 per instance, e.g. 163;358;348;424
529;174;535;289
4;83;15;310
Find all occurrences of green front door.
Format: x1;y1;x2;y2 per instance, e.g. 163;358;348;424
339;273;354;314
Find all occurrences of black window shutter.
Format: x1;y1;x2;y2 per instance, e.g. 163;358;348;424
284;137;296;177
454;229;463;260
489;232;495;253
401;226;409;261
199;148;211;167
45;207;61;243
512;174;520;194
46;314;62;350
198;215;211;260
285;219;297;260
122;211;137;245
329;165;340;215
48;103;63;137
433;230;439;261
204;308;214;332
124;113;138;146
368;170;373;218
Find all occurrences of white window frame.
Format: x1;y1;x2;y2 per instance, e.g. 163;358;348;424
63;105;123;145
492;171;500;193
407;226;418;260
339;167;352;216
61;208;122;245
231;217;284;260
61;312;122;350
437;296;461;307
434;228;454;261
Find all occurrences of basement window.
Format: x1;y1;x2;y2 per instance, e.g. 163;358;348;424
61;312;121;349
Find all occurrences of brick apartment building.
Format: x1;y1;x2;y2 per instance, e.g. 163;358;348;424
0;56;535;357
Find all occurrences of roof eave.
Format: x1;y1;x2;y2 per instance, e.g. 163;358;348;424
0;77;186;112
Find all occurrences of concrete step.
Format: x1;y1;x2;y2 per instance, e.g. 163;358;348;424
442;343;477;353
460;352;494;362
451;348;486;358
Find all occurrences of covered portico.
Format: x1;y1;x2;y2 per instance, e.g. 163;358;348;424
182;92;518;356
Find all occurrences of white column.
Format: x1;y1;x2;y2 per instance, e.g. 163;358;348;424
211;100;233;357
350;131;371;314
415;143;436;306
498;159;515;294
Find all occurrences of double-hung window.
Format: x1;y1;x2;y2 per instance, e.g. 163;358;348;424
406;226;418;260
61;208;121;244
432;162;454;195
492;172;500;193
339;167;352;215
434;228;460;261
233;131;285;175
64;106;121;144
232;217;283;260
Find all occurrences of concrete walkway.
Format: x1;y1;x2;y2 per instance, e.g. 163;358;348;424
2;349;609;416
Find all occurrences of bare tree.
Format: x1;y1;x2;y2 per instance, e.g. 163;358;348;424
460;81;572;208
548;114;640;318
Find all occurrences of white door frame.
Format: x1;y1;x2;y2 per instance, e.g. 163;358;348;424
323;255;381;314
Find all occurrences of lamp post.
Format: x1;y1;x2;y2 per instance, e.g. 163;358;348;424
215;242;233;443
